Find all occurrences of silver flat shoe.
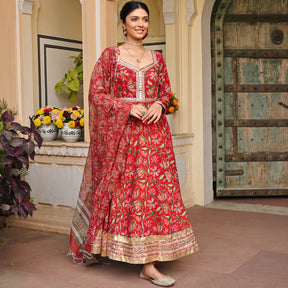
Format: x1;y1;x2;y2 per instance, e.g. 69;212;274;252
84;254;101;266
139;271;175;287
83;254;111;266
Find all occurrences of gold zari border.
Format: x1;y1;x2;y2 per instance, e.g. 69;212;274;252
90;227;199;264
119;97;157;103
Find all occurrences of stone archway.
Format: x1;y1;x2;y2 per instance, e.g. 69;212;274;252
201;0;218;203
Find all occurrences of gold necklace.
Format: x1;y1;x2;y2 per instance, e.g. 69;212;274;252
123;45;146;63
125;40;143;47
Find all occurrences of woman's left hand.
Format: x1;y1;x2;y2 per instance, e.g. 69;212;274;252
142;102;163;124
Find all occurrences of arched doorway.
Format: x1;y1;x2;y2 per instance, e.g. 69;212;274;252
211;0;288;197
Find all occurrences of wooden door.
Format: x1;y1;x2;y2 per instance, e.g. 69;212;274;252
212;0;288;197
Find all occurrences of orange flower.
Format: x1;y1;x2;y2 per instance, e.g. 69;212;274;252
176;105;179;109
168;107;175;113
173;99;178;105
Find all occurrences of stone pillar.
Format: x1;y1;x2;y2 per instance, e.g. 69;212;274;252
19;0;35;125
163;0;196;135
81;0;116;141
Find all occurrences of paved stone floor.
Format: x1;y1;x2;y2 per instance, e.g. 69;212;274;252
0;205;288;288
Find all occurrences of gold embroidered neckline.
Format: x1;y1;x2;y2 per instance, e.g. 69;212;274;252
117;47;156;71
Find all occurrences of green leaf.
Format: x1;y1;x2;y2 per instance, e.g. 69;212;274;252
68;91;77;103
55;77;66;93
68;78;80;91
54;51;83;102
76;63;83;74
63;86;72;94
70;68;78;79
67;69;76;81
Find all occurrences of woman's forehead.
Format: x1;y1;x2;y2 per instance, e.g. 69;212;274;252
127;8;149;18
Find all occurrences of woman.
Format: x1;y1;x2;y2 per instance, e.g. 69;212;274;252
69;1;198;286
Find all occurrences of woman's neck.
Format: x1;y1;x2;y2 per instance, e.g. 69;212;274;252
125;38;143;46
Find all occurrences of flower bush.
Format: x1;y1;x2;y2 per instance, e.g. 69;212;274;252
56;106;84;129
168;93;179;114
32;106;60;127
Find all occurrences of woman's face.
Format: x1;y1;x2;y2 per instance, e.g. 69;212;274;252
122;8;149;41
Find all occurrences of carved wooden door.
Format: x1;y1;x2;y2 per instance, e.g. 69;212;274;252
212;0;288;197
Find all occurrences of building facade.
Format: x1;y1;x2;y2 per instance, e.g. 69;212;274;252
2;0;288;232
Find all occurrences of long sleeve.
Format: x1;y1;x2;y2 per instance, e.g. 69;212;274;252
155;52;172;113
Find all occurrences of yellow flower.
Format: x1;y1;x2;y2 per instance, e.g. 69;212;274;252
68;120;75;128
43;116;51;125
80;109;84;115
52;108;59;113
34;118;42;127
68;107;72;112
80;117;84;127
59;111;63;119
37;108;44;115
73;110;80;117
56;119;64;129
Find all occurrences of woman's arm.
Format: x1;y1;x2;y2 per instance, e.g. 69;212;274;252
142;52;172;123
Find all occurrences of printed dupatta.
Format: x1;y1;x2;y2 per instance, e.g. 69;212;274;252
69;48;132;260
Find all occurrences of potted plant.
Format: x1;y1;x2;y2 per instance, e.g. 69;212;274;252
0;110;42;224
55;106;84;142
32;106;60;141
55;52;83;103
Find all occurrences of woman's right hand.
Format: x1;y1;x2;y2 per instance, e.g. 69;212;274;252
130;104;147;120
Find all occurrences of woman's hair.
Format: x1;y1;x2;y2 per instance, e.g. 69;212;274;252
120;1;149;23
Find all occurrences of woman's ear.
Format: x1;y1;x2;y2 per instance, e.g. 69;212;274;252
120;20;126;30
120;20;127;37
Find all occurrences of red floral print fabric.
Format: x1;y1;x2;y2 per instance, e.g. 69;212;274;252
69;47;198;264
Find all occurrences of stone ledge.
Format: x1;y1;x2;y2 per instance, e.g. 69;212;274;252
34;134;194;160
6;204;74;235
207;201;288;216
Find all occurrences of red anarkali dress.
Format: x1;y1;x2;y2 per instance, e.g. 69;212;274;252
70;47;199;264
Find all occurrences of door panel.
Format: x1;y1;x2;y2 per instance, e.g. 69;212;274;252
237;59;288;84
225;162;288;188
224;23;288;49
238;93;288;119
212;0;288;197
237;127;288;152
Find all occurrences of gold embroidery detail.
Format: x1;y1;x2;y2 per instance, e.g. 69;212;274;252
89;227;199;264
120;97;157;103
118;51;157;102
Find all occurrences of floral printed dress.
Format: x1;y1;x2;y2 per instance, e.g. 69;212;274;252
69;47;199;264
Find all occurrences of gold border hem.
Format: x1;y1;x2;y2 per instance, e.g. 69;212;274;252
89;227;199;264
101;245;199;264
